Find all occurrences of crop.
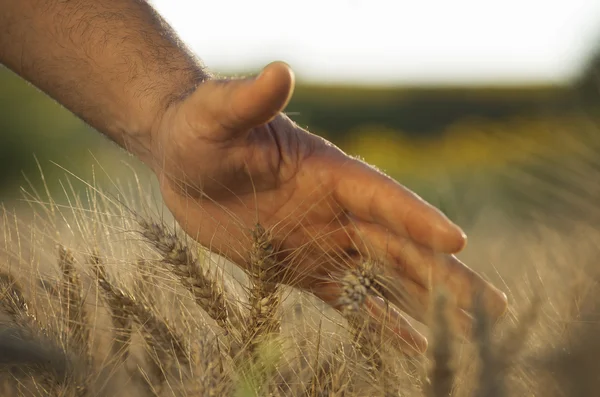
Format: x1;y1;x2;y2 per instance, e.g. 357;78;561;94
0;155;599;397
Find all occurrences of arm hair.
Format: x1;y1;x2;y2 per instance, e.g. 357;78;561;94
0;0;210;164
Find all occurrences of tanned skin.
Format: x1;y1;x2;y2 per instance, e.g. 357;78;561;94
0;0;507;353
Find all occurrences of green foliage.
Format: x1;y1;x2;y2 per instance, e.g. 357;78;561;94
2;63;599;222
288;83;576;140
0;67;120;197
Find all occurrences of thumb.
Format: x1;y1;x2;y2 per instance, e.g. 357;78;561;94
232;61;295;128
198;61;295;134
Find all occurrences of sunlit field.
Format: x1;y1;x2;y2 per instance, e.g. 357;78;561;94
2;62;600;395
0;116;599;396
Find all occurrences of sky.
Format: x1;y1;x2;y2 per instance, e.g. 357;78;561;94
152;0;600;85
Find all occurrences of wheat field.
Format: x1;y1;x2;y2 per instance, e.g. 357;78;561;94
0;134;599;397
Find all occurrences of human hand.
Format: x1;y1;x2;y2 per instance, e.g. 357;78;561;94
150;62;508;354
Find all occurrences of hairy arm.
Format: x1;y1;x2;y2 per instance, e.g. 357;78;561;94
0;0;208;165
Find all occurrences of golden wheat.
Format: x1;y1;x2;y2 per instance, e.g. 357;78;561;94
0;148;599;397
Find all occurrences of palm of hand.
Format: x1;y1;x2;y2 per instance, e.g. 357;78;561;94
150;62;507;353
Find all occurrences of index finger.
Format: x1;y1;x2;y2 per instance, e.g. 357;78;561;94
331;156;466;253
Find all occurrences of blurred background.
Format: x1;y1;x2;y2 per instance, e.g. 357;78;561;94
2;0;600;227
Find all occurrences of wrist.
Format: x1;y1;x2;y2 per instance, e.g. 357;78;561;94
125;67;210;168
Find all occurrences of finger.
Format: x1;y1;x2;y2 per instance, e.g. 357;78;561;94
310;280;428;355
195;61;294;136
373;274;474;340
331;156;466;253
230;61;295;128
364;295;428;355
348;219;508;320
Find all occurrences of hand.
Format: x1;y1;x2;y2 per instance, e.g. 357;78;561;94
150;62;508;353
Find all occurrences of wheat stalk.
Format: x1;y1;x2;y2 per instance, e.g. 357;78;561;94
89;251;189;392
427;291;455;397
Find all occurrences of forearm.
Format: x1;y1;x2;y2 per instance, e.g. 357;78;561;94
0;0;209;164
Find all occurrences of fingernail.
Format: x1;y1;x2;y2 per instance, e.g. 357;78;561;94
256;61;281;81
255;65;269;81
496;291;509;317
440;222;468;253
460;228;468;242
456;225;467;246
415;335;429;353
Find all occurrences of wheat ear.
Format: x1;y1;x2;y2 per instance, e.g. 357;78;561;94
87;253;132;363
90;253;189;366
137;219;235;335
243;223;281;355
0;273;77;394
338;260;383;372
57;245;89;352
0;271;35;326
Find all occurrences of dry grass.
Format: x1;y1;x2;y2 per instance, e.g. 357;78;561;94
0;147;599;396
